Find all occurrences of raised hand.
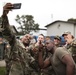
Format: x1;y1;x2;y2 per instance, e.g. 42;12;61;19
39;40;44;51
3;3;13;15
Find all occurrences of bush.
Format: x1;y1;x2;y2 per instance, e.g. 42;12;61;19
0;67;6;75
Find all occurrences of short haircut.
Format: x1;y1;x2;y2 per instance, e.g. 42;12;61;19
39;34;44;37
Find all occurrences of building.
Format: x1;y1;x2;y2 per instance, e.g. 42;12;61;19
45;20;76;37
10;25;18;34
15;27;47;39
30;28;47;36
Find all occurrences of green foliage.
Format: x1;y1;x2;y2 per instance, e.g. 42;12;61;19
0;67;6;75
15;15;39;34
67;18;76;23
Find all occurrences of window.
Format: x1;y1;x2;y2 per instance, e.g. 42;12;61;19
58;24;60;29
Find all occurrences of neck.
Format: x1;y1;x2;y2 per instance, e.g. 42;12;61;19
50;46;56;54
23;43;29;47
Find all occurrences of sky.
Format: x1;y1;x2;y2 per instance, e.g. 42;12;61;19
0;0;76;29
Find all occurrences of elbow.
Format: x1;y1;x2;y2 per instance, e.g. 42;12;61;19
68;62;75;69
72;63;75;69
71;62;75;67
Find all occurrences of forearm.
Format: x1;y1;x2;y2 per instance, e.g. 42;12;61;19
1;12;16;47
66;64;75;75
2;9;10;30
38;51;44;68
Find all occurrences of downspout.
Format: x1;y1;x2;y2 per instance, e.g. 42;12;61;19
74;23;76;37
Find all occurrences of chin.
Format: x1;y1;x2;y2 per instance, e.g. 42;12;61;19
47;49;51;52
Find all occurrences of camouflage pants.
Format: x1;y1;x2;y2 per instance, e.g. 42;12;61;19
31;71;40;75
9;61;39;75
9;62;24;75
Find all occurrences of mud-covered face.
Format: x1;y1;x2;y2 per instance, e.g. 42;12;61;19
25;34;32;40
21;36;30;46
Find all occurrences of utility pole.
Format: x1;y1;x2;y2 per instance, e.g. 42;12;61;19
51;14;53;22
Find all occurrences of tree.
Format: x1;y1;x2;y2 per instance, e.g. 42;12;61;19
15;15;39;34
67;18;76;23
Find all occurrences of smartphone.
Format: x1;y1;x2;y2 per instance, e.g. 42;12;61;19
7;3;21;9
13;3;21;9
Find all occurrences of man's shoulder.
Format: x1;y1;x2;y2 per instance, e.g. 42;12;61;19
55;47;68;55
72;39;76;44
55;47;69;60
56;47;67;51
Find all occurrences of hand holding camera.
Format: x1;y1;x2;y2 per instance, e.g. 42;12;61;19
8;3;21;9
3;3;21;15
3;3;12;15
4;3;21;10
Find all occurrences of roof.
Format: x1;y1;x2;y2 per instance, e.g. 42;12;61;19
45;20;75;27
10;25;18;34
38;28;47;30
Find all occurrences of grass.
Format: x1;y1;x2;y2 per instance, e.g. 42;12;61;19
0;67;6;75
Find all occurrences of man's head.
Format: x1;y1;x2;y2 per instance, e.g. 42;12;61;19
21;34;32;46
62;31;71;37
45;40;54;52
24;34;32;40
45;36;51;41
54;35;61;46
62;31;74;44
37;34;45;43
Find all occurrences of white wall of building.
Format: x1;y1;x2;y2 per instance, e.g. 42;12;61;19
74;24;76;37
46;22;75;37
30;30;47;36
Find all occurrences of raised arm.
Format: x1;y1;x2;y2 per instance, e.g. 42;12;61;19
38;41;51;69
1;3;16;45
2;3;13;28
